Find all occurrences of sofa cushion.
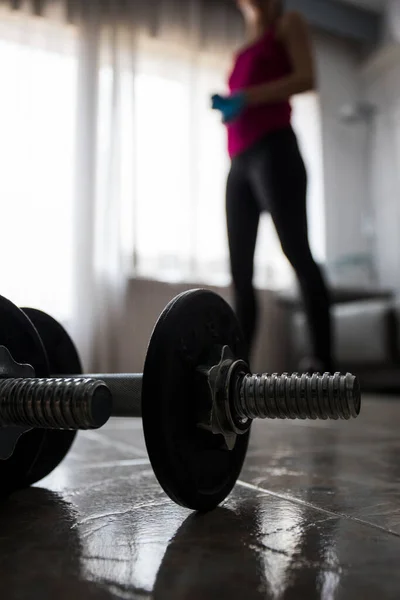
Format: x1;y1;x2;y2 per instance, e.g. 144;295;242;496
292;299;396;366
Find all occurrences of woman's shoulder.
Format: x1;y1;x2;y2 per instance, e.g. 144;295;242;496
276;10;310;41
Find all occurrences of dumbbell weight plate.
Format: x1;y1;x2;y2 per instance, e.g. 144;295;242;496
21;308;82;379
19;308;82;487
142;289;251;512
0;295;53;495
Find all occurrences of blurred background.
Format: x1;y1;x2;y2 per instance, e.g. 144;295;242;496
0;0;399;389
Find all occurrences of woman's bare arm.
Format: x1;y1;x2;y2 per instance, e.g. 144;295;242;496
244;11;316;106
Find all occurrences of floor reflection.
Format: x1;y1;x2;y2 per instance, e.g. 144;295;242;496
9;466;342;600
240;427;343;599
276;432;341;599
80;495;186;595
0;487;115;599
4;400;400;599
153;507;268;599
152;495;341;600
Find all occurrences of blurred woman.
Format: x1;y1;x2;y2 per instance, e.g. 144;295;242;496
212;0;332;372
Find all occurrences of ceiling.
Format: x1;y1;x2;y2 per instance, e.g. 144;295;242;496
338;0;386;13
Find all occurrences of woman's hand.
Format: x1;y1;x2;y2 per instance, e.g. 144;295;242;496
211;93;246;124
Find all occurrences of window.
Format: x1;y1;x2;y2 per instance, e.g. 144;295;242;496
118;41;325;289
128;50;232;285
0;12;77;321
0;12;326;319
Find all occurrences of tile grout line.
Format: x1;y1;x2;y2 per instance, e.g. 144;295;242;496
72;458;151;470
82;430;148;457
237;480;400;539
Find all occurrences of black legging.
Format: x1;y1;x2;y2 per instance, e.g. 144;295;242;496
226;126;332;370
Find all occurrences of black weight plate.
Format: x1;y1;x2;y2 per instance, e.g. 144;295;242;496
22;308;82;377
0;295;51;495
142;289;251;512
20;308;82;486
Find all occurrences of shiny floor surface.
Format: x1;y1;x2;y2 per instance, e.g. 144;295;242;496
2;396;400;599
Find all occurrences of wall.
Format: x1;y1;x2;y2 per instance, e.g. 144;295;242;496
309;1;400;292
361;14;400;290
313;32;370;282
382;0;400;44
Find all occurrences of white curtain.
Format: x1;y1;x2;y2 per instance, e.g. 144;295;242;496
0;7;77;325
0;0;325;371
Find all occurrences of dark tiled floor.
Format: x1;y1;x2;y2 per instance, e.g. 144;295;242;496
2;396;400;599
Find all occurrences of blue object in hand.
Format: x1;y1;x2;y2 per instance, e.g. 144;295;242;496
211;93;246;124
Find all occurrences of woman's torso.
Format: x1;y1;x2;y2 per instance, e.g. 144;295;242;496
227;26;292;158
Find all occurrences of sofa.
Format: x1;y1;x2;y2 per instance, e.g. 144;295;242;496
279;286;400;392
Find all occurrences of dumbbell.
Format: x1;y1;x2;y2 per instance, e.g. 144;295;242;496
0;289;361;511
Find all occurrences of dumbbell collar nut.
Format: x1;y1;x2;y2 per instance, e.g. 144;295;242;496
196;345;252;450
0;346;36;380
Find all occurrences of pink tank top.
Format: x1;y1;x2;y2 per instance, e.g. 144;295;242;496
227;28;292;158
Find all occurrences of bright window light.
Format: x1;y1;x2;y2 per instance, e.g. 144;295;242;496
0;16;77;321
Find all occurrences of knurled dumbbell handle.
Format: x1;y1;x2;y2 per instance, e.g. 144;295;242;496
84;374;143;418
